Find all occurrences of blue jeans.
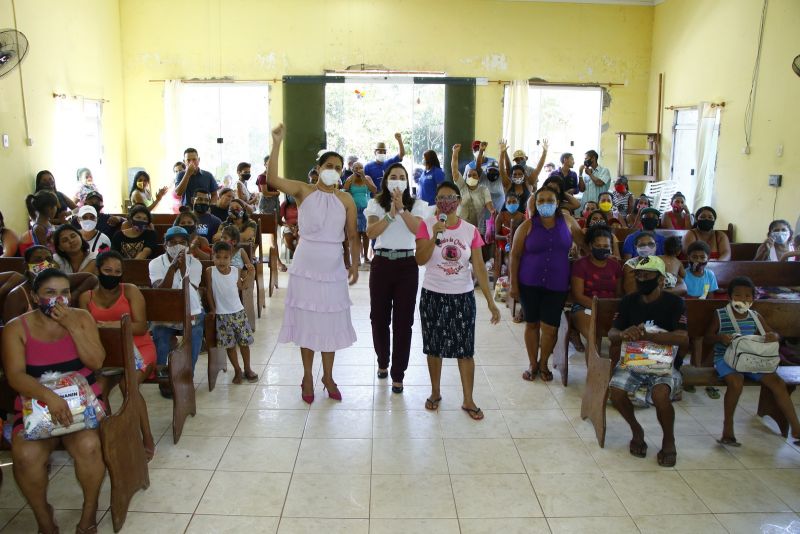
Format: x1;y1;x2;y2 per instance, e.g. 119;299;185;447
152;311;205;373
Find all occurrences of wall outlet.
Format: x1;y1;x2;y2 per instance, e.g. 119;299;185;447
2;134;8;148
768;174;782;187
776;144;784;157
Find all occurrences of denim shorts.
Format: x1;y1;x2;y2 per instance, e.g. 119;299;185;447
610;366;682;405
714;358;764;382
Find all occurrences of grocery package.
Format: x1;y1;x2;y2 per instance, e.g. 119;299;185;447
620;341;677;376
22;371;106;440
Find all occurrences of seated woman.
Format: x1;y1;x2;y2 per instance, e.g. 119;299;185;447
0;210;19;257
35;170;77;225
214;198;258;245
570;225;623;351
577;201;598;228
53;225;98;275
174;210;211;260
597;191;623;227
211;187;235;220
582;212;621;258
78;251;157;460
623;231;681;295
19;190;59;255
781;234;800;262
3;246;97;323
493;193;526;280
111;205;157;260
661;192;692;230
754;219;794;261
2;268;106;534
683;206;731;261
705;276;800;446
129;170;168;212
626;194;652;230
611;176;634;224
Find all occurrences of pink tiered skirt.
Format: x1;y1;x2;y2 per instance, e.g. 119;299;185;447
278;239;357;352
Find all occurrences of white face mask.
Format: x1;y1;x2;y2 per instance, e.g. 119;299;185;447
166;244;187;259
731;300;752;314
80;220;97;232
771;231;790;245
387;179;407;193
636;244;656;258
375;153;387;163
466;177;479;188
319;169;341;186
512;176;525;185
473;151;480;160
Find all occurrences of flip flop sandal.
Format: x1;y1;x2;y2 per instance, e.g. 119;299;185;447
716;437;742;447
244;370;259;383
629;439;648;458
657;450;677;467
462;406;484;420
539;368;554;382
425;397;442;411
705;387;721;399
522;368;538;381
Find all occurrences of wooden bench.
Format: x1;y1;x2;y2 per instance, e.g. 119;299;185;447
251;213;279;302
730;243;761;261
612;223;735;244
581;297;800;447
706;261;800;289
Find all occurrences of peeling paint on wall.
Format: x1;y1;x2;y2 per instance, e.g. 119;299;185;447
459;53;508;72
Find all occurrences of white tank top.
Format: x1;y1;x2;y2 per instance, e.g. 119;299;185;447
211;266;244;315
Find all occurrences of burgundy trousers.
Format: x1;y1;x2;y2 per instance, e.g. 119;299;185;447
369;255;419;382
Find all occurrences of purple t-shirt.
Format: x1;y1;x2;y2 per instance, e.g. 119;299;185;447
518;215;572;291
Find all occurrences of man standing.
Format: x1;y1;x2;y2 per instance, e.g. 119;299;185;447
511;149;536;177
175;147;219;206
549;152;583;195
580;149;611;205
364;133;405;191
342;155;358;181
607;256;688;467
192;189;222;240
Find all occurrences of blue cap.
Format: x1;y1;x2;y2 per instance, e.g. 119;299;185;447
164;226;189;239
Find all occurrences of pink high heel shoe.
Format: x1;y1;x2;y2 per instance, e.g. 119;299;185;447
300;383;315;404
321;379;342;401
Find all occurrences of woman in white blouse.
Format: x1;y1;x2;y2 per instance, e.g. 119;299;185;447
365;163;430;393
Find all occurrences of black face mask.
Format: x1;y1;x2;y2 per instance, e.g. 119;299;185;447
591;247;611;261
98;273;122;290
690;261;708;273
182;225;196;235
584;159;592;168
194;203;210;214
696;219;715;232
132;220;148;231
636;277;660;295
241;173;251;181
486;170;500;182
641;218;659;231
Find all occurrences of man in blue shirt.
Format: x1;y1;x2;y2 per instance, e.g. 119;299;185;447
175;147;219;206
364;133;405;192
548;152;582;195
465;140;498;174
622;209;665;259
192;189;222;240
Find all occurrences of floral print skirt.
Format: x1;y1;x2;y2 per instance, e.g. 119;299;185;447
419;288;476;359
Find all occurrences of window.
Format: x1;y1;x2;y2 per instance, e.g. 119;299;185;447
167;82;270;189
503;85;603;186
52;97;104;199
669;107;720;209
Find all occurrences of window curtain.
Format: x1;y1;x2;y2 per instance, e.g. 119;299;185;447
162;80;184;185
502;80;530;156
694;101;721;208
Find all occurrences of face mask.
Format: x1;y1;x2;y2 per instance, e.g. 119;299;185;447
771;231;790;245
166;244;187;258
473;151;480;160
319;169;341;186
38;295;69;317
194;203;210;214
98;273;122;290
641;218;658;231
589;219;605;227
599;201;613;212
512;176;525;185
375;153;387;163
696;219;715;232
691;261;707;273
28;261;52;276
229;209;244;219
614;184;626;194
80;220;97;232
132;220;149;231
506;203;519;214
731;300;752;314
592;247;611;261
180;225;196;235
636;244;656;258
486;170;500;182
466;177;479;188
241;173;251;181
436;197;460;215
537;202;558;218
136;181;146;190
636;277;660;295
387;180;407;193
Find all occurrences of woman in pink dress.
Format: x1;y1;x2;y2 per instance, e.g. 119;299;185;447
267;124;360;403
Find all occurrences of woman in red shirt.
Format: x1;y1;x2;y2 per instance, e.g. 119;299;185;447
661;192;692;230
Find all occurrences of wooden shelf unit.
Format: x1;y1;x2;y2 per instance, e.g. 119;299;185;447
616;132;659;181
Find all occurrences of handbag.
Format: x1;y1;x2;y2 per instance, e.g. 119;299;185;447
722;304;780;374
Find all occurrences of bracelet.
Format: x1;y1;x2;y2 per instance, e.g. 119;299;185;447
384;214;395;223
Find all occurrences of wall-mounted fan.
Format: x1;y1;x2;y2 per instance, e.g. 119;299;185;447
0;29;29;79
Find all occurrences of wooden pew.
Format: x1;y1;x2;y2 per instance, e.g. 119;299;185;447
0;257;25;274
581;297;800;447
612;223;735;245
706;261;800;289
97;315;150;533
730;243;761;261
251;213;279;301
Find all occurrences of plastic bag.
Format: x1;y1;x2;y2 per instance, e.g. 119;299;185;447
494;276;509;302
22;371;106;440
620;341;676;376
484;215;495;245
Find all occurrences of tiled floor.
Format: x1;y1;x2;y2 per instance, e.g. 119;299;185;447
2;271;800;533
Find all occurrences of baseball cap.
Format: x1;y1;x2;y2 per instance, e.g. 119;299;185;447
471;140;481;151
633;255;666;277
85;191;103;201
641;207;660;217
512;150;526;160
77;205;97;218
164;226;189;239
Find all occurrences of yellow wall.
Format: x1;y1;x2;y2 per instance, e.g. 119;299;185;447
119;0;653;190
0;0;127;230
647;0;800;242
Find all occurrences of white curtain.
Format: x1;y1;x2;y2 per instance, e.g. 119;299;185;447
502;80;530;154
162;80;184;185
694;101;721;208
